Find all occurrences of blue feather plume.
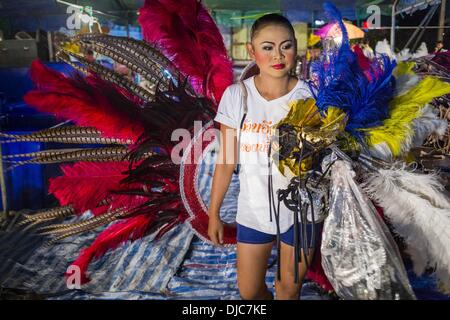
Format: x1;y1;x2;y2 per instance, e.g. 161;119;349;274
323;2;348;47
310;2;397;142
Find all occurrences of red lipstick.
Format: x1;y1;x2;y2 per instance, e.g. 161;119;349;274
272;64;285;70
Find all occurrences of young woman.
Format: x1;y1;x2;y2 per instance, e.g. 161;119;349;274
208;14;320;300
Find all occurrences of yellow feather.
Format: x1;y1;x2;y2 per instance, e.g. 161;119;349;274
321;106;346;130
365;76;450;156
393;61;416;77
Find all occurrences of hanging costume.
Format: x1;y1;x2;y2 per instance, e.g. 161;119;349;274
3;1;450;299
267;3;450;299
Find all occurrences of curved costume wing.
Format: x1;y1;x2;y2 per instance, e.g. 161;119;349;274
4;0;231;284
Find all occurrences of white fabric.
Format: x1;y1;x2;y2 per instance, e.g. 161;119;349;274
214;76;312;234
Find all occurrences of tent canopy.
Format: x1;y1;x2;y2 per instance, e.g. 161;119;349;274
0;0;359;22
0;0;397;33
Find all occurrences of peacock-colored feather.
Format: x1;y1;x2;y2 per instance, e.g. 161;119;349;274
59;49;155;102
75;40;170;91
4;146;134;171
17;206;75;228
0;126;133;145
73;33;187;92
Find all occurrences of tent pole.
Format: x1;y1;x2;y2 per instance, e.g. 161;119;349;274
0;142;9;220
438;0;446;42
391;0;399;52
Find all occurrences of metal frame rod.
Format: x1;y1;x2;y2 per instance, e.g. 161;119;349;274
412;4;440;51
0;142;9;219
437;0;447;41
312;26;450;31
395;0;441;15
404;4;439;50
391;0;400;52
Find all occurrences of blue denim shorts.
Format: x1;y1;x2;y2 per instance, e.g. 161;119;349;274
237;222;322;247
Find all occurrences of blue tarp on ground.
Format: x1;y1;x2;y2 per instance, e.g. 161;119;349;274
0;146;449;300
0;148;329;300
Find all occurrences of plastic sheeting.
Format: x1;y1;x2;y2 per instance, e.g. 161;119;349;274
0;216;193;297
321;160;417;300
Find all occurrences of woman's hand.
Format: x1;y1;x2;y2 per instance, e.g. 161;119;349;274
208;214;224;246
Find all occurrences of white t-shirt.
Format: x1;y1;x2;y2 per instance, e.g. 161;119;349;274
214;76;312;234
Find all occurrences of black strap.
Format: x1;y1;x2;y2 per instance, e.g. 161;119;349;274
233;112;247;175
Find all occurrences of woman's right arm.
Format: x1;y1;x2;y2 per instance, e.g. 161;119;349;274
208;123;238;246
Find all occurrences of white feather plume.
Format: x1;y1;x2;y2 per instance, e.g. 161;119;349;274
411;105;448;147
396;48;412;62
398;105;447;154
362;45;375;59
395;43;429;61
375;39;395;60
362;168;450;294
374;40;428;62
394;73;420;98
368;142;393;161
412;42;429;59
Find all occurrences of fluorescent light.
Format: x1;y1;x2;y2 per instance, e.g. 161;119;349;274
56;0;83;9
315;20;325;26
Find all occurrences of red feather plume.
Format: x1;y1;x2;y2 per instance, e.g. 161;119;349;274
49;161;177;216
48;162;130;214
24;60;145;142
67;202;187;284
138;0;233;103
67;214;158;284
352;45;372;80
306;253;335;292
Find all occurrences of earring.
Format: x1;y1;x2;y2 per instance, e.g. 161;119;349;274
295;56;302;77
291;56;302;77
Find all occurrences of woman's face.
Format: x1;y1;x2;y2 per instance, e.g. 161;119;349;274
247;24;297;79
